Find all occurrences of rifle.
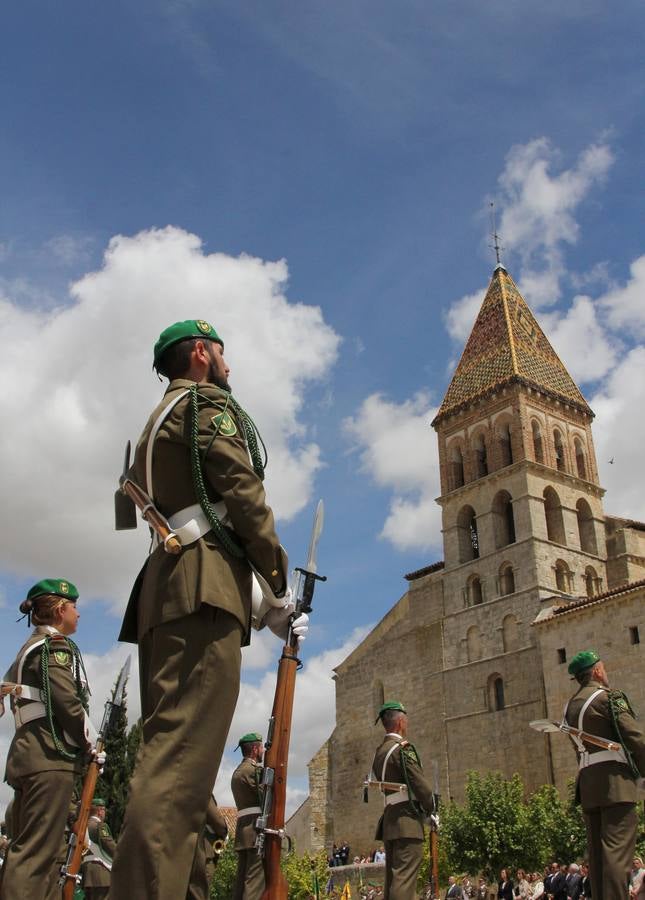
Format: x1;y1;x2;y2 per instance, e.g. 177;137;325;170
529;719;622;751
114;440;181;554
256;501;327;900
60;656;131;899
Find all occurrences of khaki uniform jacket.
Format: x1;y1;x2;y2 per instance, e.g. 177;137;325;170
204;797;228;862
4;630;88;784
118;380;287;644
231;758;263;850
82;816;116;888
565;679;645;810
372;734;435;841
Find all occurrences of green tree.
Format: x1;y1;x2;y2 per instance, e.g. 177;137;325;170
210;845;237;899
441;772;588;879
96;676;130;838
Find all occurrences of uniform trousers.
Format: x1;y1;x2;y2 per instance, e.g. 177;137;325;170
85;888;110;900
384;836;423;900
109;604;242;900
233;847;265;900
583;802;637;900
0;769;74;900
186;828;211;900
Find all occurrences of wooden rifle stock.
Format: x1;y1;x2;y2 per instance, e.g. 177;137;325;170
61;741;103;900
260;642;299;900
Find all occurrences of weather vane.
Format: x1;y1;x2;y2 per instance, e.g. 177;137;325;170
489;201;504;267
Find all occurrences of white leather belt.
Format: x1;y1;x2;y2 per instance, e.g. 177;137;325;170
14;702;46;727
167;502;228;546
237;806;261;818
579;748;628;770
384;790;409;806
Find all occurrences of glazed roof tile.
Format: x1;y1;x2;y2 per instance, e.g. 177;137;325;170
435;267;592;423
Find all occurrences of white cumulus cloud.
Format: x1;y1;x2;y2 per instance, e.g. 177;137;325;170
344;392;441;552
599;255;645;339
0;227;340;609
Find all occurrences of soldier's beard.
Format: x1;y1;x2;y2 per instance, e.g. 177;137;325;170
206;355;231;392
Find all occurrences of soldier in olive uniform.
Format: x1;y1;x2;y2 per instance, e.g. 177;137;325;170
231;733;265;900
565;650;645;900
0;579;96;900
110;321;307;900
81;797;116;900
187;796;229;900
371;701;435;900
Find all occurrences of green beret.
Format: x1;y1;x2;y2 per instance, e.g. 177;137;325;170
568;650;601;677
92;797;106;808
153;320;223;369
25;579;78;605
237;732;262;749
375;700;407;725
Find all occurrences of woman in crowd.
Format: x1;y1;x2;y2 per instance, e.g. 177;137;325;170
498;867;514;900
514;869;530;898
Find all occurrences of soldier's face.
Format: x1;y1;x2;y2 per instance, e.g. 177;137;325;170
206;342;231;391
57;601;80;636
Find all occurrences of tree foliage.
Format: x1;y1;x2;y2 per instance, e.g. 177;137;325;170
210;848;330;899
95;676;130;837
440;771;587;879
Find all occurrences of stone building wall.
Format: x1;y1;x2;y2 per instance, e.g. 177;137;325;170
533;582;645;796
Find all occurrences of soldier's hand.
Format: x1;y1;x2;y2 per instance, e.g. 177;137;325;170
92;748;107;774
264;603;309;646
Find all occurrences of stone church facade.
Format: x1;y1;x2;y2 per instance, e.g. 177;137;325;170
287;264;645;855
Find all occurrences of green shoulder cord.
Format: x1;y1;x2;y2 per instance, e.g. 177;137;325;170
400;742;426;819
189;384;268;559
40;636;90;762
608;690;641;778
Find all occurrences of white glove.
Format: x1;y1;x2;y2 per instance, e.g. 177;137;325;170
92;748;107;774
264;601;309;647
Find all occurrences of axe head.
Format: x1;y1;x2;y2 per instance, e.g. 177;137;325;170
529;719;560;734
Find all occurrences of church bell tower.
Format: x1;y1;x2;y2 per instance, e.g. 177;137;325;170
432;263;607;796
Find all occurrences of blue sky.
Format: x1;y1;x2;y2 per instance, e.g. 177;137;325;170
1;1;644;811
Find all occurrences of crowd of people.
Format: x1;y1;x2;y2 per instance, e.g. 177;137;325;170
445;857;645;899
328;844;388;867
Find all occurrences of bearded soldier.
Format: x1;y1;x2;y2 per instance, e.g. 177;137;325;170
371;701;435;900
81;797;116;900
231;733;265;900
0;579;98;900
565;650;645;900
110;320;307;900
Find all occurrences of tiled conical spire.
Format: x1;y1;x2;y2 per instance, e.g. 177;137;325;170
434;266;591;423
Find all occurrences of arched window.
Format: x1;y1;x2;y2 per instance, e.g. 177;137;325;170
468;574;483;606
474;434;488;478
574;437;587;480
467;625;482;662
544;487;566;545
488;673;505;711
502;614;519;652
492;490;516;548
498;422;513;468
499;563;515;597
553;429;566;472
576;499;597;555
457;505;479;562
585;566;598;598
449;443;465;490
372;680;385;718
555;559;571;592
532;420;544;464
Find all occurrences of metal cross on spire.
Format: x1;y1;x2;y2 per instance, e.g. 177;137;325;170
489;201;505;268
